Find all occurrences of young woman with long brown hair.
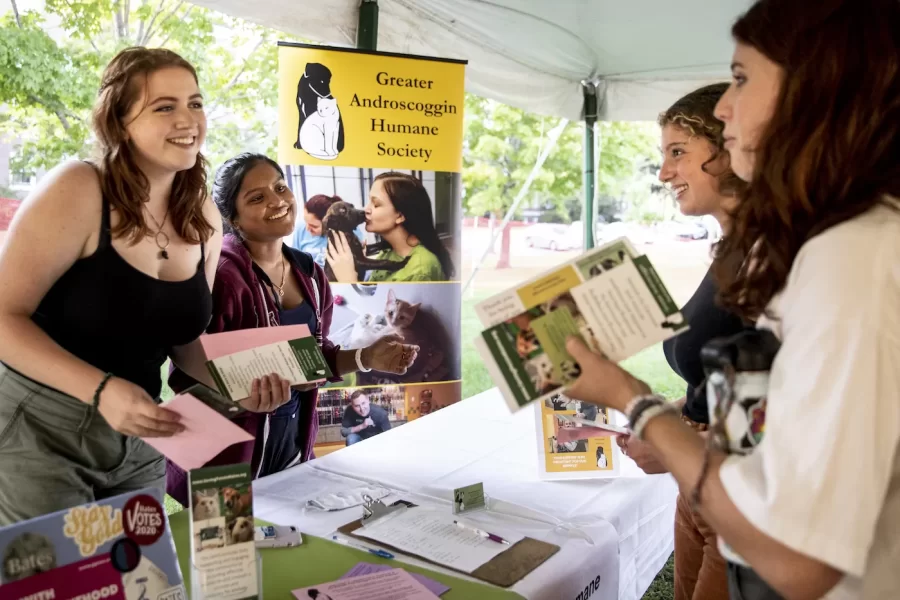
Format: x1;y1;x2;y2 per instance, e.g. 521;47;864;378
0;48;285;524
327;172;455;283
562;0;899;598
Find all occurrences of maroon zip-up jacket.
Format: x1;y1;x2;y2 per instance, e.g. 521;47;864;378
165;233;342;506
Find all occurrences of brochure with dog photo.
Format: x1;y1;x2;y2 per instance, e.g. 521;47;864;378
0;488;184;599
475;237;688;412
188;464;259;600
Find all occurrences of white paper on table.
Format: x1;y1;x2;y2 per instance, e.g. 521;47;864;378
352;507;524;573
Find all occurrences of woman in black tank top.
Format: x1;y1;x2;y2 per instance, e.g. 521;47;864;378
0;48;238;525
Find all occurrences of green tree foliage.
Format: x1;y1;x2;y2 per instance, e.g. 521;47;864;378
0;0;292;174
462;95;658;266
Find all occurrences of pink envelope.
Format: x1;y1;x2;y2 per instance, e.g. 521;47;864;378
200;324;313;359
142;393;254;471
556;423;626;444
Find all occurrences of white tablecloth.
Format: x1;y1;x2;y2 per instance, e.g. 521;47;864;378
253;388;678;600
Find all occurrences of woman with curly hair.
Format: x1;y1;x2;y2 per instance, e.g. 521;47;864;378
563;0;900;598
619;82;748;600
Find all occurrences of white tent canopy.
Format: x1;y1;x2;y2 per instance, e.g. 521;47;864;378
189;0;752;121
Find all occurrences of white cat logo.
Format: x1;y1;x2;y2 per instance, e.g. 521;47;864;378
294;62;345;160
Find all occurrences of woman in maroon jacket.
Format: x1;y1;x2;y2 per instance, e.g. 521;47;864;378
166;153;419;506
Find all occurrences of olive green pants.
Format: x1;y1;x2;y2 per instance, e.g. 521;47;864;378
0;363;165;526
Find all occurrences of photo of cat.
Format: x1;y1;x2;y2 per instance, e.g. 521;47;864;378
191;489;221;521
524;353;561;396
328;283;461;386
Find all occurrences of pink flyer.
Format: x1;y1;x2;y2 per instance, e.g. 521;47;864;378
292;568;439;600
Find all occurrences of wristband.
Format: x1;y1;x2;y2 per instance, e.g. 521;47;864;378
93;373;113;408
632;402;678;440
355;347;371;372
626;393;667;424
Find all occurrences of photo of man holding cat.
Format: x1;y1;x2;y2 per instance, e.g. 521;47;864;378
341;390;391;445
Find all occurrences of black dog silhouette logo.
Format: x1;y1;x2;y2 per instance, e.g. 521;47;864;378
294;62;345;160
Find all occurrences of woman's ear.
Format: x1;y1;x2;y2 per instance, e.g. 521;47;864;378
395;213;406;226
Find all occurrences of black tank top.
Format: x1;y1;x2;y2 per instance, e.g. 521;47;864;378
662;267;747;424
32;196;212;398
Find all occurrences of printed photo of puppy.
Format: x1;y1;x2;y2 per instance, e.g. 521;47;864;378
222;486;253;519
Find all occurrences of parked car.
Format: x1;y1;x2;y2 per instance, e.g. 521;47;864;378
594;221;655;246
524;222;583;251
671;221;708;240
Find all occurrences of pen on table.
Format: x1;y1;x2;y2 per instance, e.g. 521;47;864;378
453;520;511;545
332;535;395;559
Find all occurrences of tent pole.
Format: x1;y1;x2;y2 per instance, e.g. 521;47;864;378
581;81;598;250
357;0;379;50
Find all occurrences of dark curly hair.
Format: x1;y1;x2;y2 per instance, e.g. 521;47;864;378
658;83;745;198
713;0;900;320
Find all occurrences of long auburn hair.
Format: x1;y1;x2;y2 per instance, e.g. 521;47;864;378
91;47;214;244
374;172;455;279
713;0;900;320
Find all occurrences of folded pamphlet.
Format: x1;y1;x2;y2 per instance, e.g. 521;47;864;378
172;324;333;402
475;237;688;412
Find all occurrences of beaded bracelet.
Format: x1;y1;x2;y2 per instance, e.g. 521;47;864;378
93;372;113;408
625;393;667;424
632;402;678;440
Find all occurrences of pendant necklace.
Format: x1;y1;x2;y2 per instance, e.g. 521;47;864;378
271;254;287;298
145;206;171;260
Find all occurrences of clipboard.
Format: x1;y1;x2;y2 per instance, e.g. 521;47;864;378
337;497;560;588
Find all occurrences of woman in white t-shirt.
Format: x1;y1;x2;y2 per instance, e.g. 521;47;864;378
562;0;900;599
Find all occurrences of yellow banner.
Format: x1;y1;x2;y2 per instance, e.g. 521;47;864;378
278;43;466;172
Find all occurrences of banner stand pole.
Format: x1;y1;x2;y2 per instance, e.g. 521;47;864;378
357;0;379;50
581;80;598;251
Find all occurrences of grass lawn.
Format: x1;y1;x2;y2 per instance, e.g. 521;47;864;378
163;291;678;599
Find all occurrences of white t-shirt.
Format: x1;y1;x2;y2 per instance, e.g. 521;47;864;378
718;200;900;599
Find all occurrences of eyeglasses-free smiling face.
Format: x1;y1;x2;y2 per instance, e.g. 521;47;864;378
715;42;784;182
351;394;371;417
123;66;207;177
658;124;730;218
232;162;297;241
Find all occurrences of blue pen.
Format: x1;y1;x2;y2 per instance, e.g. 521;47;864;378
332;535;395;559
